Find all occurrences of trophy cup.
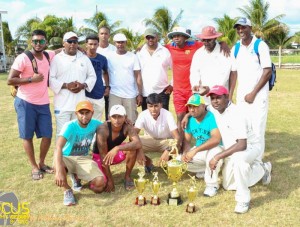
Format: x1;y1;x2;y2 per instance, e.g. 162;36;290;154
161;139;187;206
150;172;161;205
186;175;198;213
134;169;149;206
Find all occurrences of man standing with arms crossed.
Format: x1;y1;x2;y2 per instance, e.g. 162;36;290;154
7;29;55;180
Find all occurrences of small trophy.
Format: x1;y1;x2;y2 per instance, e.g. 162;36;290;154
161;139;187;206
134;169;149;206
150;172;161;205
186;175;198;213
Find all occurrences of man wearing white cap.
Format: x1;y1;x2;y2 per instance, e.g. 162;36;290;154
231;18;272;160
190;26;236;104
106;33;143;122
93;104;144;192
49;31;97;136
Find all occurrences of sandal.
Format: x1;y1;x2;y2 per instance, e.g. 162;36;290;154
124;179;135;191
32;170;43;180
40;165;54;174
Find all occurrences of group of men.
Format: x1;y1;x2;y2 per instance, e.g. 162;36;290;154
8;17;272;213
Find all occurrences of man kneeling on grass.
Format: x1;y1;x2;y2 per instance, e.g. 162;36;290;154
92;104;144;192
54;101;106;206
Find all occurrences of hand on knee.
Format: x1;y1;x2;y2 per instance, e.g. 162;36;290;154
90;176;106;193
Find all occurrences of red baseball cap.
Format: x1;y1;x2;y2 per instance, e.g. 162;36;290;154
206;85;228;97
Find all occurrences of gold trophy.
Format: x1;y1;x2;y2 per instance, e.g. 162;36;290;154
161;139;187;205
134;169;149;206
186;175;198;213
150;172;161;205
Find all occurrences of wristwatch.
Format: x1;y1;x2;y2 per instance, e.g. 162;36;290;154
28;77;32;83
105;85;111;89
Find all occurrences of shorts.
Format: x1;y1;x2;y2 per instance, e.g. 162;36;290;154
14;97;52;139
173;89;192;114
63;156;104;182
109;94;138;122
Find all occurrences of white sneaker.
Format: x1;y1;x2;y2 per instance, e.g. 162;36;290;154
196;171;205;179
70;174;82;192
63;189;76;206
203;186;218;197
262;162;272;185
234;202;250;214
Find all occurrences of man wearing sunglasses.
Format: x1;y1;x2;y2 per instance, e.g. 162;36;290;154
190;26;236;104
136;28;173;111
7;29;56;180
49;31;96;136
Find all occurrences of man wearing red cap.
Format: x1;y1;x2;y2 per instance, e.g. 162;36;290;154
207;85;272;214
190;26;236;104
54;101;105;206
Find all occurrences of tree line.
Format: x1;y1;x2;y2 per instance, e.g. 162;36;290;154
2;0;300;56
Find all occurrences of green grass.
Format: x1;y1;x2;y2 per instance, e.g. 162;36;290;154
271;55;300;64
0;70;300;226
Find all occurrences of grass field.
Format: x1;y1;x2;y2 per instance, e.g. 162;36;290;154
271;55;300;64
0;70;299;226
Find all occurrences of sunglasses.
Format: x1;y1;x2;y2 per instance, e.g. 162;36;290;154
66;39;78;44
32;39;46;45
201;39;214;43
146;36;155;40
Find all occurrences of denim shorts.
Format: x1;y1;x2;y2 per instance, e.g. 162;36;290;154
14;97;52;139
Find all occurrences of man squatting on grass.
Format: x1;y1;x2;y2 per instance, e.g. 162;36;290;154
54;101;106;206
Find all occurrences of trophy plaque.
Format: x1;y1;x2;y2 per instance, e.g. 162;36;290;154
134;169;149;206
150;172;161;205
161;139;187;206
186;175;198;213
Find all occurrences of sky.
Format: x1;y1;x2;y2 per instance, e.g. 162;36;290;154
0;0;299;39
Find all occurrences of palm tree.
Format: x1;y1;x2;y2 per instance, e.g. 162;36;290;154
237;0;285;39
119;28;144;52
143;7;183;44
214;14;238;47
2;21;15;56
268;24;294;68
15;17;42;40
79;11;122;40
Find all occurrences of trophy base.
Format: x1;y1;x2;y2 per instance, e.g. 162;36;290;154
186;203;196;213
135;197;146;206
167;193;182;206
151;196;160;205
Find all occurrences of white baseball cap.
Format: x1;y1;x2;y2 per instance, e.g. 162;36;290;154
63;31;78;41
113;33;127;42
234;18;252;28
109;105;126;116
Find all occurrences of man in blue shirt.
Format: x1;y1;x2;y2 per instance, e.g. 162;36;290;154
181;94;222;197
54;101;105;206
85;34;110;120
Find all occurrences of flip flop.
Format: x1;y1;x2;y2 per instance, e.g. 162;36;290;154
124;179;135;191
32;170;43;180
40;165;54;174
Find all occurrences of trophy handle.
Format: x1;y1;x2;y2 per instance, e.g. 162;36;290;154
133;179;137;188
160;161;168;174
181;162;188;174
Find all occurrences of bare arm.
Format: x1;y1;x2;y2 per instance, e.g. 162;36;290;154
7;69;44;86
54;136;68;188
134;70;143;106
228;71;237;102
103;69;110;96
245;67;272;103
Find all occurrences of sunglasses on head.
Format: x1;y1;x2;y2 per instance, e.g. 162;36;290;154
32;39;46;45
66;39;78;44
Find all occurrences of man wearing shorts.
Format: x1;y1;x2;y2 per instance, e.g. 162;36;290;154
7;29;55;180
93;105;144;192
54;101;106;206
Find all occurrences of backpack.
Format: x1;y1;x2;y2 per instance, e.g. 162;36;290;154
234;39;276;91
10;51;50;97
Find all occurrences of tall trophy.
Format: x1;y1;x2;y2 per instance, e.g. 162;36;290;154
150;172;161;205
161;139;187;206
186;175;198;213
134;169;149;206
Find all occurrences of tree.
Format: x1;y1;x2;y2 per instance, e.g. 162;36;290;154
15;17;42;40
238;0;285;39
143;7;183;44
79;11;122;41
214;14;238;47
2;21;15;56
268;24;294;68
119;28;144;51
